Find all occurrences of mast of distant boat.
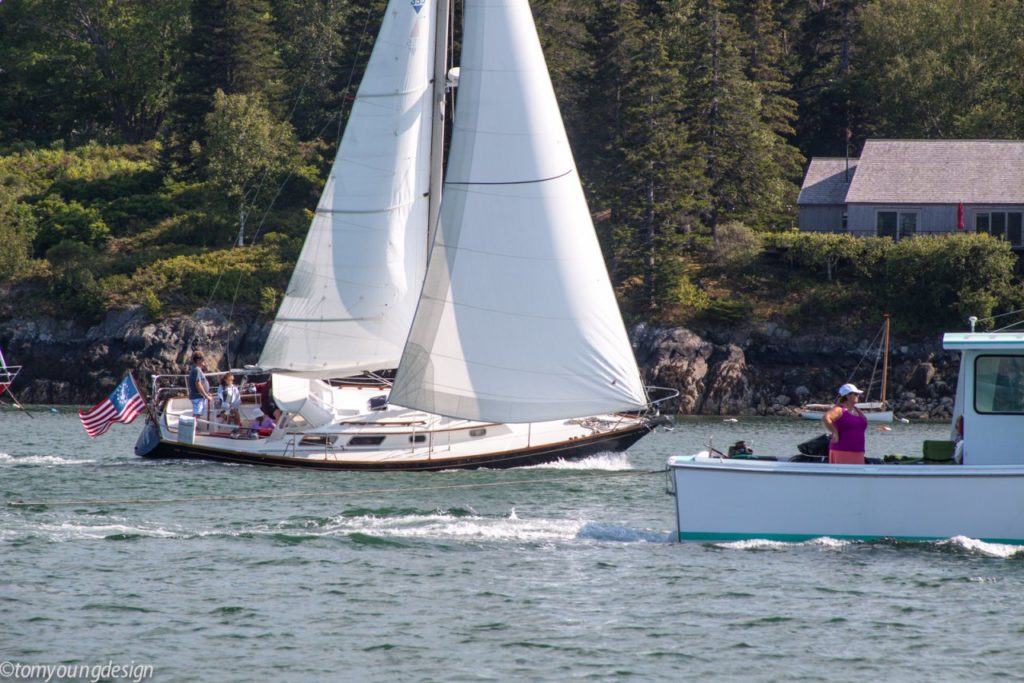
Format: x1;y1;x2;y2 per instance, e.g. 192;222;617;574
881;313;890;406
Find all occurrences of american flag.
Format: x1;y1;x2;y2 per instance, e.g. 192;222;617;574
79;374;147;438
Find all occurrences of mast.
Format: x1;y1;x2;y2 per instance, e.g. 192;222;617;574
881;314;890;404
427;0;450;252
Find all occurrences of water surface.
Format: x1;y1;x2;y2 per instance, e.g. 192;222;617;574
2;410;1021;681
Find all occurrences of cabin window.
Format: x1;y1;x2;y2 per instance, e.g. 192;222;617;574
300;435;337;447
347;436;386;446
976;212;1023;246
468;428;487;437
974;355;1024;414
409;434;426;443
876;210;917;241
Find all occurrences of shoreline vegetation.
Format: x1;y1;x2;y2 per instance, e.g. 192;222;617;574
1;1;1022;415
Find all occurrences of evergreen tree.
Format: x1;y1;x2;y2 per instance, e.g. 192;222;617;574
734;0;804;230
587;0;708;313
680;0;761;234
790;0;868;158
166;0;287;172
0;0;107;145
272;0;352;142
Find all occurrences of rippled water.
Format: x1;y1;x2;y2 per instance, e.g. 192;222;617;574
2;410;1023;682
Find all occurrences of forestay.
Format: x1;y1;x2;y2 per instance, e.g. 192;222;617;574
390;0;647;423
259;1;434;378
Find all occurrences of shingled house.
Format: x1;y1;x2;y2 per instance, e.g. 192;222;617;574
798;139;1024;245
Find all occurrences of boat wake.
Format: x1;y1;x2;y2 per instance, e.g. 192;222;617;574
712;535;1023;558
0;453;97;466
575;521;673;543
525;453;633;470
5;508;678;547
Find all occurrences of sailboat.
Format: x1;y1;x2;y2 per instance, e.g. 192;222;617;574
0;346;21;398
798;315;894;423
135;0;668;470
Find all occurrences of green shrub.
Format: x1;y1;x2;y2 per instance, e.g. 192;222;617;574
32;195;110;255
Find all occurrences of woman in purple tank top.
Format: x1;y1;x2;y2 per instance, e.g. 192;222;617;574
822;383;868;464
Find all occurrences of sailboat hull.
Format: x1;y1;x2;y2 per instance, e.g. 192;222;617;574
136;419;654;471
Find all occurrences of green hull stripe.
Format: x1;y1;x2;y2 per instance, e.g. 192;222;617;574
677;531;1024;545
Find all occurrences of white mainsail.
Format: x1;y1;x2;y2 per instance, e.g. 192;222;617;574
259;1;435;378
390;0;648;423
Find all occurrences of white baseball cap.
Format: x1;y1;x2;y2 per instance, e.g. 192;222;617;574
837;383;863;397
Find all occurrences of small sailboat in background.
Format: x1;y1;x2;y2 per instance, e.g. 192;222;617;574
135;0;670;470
798;315;894;423
0;345;31;416
0;346;20;398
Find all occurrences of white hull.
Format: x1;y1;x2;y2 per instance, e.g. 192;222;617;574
139;384;653;470
667;456;1024;544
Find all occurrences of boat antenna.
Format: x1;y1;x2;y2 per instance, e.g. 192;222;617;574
969;316;978;332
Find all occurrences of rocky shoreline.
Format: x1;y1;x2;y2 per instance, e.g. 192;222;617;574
0;307;958;420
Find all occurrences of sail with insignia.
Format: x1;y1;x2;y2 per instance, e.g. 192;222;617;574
258;1;435;378
389;0;648;423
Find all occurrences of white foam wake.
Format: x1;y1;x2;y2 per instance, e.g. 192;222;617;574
525;453;633;471
0;453;96;466
323;509;584;542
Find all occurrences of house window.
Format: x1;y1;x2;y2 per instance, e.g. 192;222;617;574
977;212;1024;246
876;210;918;240
841;212;848;232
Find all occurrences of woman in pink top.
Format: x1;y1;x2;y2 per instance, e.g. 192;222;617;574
822;383;868;464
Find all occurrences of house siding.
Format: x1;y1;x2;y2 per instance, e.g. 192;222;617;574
798;205;845;232
848;203;1024;237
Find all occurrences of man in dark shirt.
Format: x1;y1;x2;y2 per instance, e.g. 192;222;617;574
186;351;212;420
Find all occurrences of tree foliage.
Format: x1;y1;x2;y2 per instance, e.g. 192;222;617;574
0;0;1023;332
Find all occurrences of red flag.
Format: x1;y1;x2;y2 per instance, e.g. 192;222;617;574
957;203;965;230
79;374;146;437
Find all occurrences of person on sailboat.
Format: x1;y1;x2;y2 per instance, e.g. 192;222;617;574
187;352;213;425
217;373;243;427
822;383;867;464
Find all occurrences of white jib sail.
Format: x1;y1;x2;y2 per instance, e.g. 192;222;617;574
390;0;648;423
259;0;434;378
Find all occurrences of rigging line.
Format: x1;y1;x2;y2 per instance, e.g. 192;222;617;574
444;169;573;186
6;469;667;508
240;4;378;301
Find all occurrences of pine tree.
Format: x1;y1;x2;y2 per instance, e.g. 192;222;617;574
680;0;760;235
272;0;352;142
587;0;708;313
165;0;287;172
734;0;804;230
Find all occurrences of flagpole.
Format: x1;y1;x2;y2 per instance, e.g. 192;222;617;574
130;370;161;425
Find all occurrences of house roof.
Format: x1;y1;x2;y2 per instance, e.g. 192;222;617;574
797;158;857;205
845;139;1024;204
